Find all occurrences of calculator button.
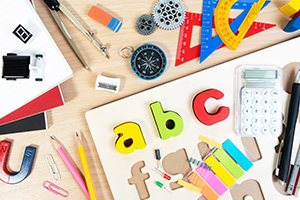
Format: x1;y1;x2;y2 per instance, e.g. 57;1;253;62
252;99;259;106
261;89;269;97
261;98;269;106
261;108;268;115
252;117;259;124
252;89;260;97
261;117;269;124
271;117;279;125
271;89;279;97
270;127;279;135
242;88;251;96
242;117;250;124
252;126;259;134
252;108;259;115
271;99;279;107
239;86;282;137
261;126;268;134
270;108;279;116
243;98;251;106
243;108;250;115
242;126;251;134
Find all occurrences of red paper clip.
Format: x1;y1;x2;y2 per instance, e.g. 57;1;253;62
43;181;69;197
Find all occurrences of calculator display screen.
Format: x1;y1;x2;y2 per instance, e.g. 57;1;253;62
244;70;277;79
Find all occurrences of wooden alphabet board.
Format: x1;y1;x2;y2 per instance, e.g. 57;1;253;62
86;36;300;200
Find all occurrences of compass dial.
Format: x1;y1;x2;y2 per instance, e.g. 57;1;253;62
130;44;167;80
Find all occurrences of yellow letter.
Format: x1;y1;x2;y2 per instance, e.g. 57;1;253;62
114;122;146;154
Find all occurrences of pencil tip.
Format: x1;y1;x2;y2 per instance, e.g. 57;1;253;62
76;132;78;137
50;135;55;140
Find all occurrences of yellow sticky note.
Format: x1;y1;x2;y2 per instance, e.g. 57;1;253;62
177;179;201;193
198;135;222;149
205;155;236;187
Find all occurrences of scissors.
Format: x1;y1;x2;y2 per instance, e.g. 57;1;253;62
43;0;110;72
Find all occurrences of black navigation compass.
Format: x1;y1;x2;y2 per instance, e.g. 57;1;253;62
130;44;167;80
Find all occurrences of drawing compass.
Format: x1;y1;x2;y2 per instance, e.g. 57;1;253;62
130;44;167;80
43;0;110;72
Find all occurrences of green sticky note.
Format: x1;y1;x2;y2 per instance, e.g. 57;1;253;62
214;148;244;179
205;155;236;187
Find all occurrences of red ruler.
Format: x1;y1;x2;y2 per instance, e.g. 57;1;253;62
175;12;276;66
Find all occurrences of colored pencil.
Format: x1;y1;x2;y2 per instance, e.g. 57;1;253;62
50;135;90;200
76;132;97;200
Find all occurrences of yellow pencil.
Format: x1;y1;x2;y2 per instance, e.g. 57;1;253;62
76;132;97;200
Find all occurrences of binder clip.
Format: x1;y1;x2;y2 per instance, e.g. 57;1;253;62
0;140;37;184
95;75;121;93
2;53;30;80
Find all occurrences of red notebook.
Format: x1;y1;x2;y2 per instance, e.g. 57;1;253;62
0;85;64;125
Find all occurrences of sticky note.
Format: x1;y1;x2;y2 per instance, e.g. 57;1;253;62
198;135;222;149
204;155;236;187
188;172;219;200
196;165;227;195
177;179;201;193
88;5;122;32
213;148;244;179
222;139;253;171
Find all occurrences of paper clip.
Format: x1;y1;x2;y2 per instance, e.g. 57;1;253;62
45;154;61;182
43;181;69;197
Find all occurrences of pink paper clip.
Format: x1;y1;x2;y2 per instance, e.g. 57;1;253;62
43;181;69;197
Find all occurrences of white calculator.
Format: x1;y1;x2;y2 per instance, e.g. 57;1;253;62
236;65;283;137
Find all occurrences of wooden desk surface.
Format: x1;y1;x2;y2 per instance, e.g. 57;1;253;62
1;0;299;199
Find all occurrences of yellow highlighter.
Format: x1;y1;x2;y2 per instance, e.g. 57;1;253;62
76;132;97;200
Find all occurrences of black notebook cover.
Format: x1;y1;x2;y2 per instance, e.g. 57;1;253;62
0;112;48;134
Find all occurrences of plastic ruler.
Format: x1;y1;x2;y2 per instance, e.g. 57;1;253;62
214;0;266;51
200;0;218;63
287;144;300;195
175;10;275;66
200;0;270;63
